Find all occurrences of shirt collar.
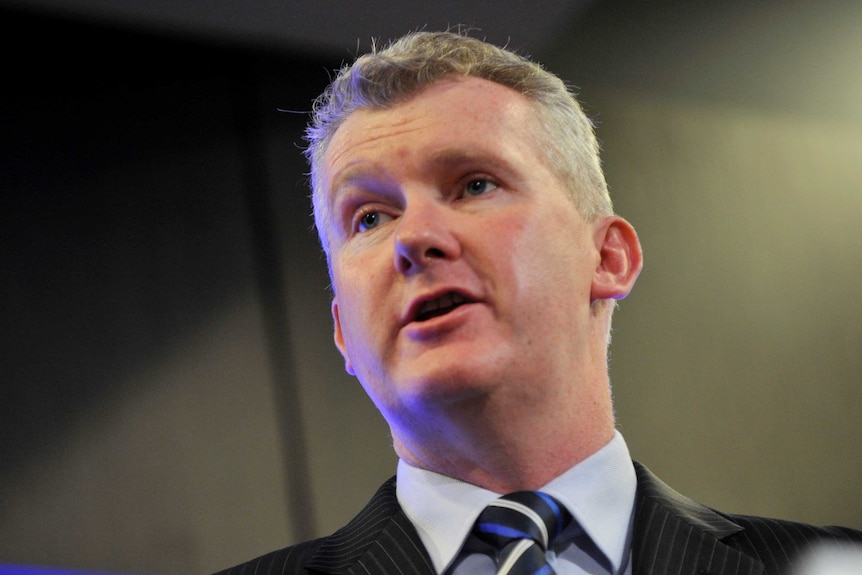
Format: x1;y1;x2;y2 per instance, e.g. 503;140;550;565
396;430;637;574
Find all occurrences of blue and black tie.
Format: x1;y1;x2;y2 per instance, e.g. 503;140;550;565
471;491;572;575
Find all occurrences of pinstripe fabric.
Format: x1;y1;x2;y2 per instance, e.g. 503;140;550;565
214;463;861;575
214;477;435;575
632;461;862;575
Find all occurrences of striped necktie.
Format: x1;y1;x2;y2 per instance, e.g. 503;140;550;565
471;491;572;575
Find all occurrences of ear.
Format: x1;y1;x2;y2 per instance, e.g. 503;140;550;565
331;298;356;376
590;216;643;302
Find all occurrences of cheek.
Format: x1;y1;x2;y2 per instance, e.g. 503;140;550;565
509;211;593;310
335;291;373;352
333;263;390;345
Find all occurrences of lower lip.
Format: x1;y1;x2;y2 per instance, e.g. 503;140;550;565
401;303;479;340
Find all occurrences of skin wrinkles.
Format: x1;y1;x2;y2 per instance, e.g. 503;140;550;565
322;117;429;250
323;89;530;243
331;149;526;248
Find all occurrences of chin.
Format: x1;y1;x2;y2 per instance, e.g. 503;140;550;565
396;366;499;408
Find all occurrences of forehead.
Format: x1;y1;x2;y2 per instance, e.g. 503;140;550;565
322;76;538;186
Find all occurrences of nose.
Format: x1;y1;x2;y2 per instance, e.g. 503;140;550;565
393;200;461;275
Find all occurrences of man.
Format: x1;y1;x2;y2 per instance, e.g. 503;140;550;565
216;31;861;575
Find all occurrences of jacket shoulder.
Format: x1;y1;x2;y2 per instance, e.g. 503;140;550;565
718;511;862;570
211;476;421;575
212;538;324;575
632;461;862;574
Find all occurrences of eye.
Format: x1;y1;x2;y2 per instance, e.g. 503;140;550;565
356;209;393;232
463;178;498;197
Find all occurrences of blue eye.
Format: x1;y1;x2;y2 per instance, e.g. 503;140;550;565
358;211;382;232
464;179;498;197
356;210;394;232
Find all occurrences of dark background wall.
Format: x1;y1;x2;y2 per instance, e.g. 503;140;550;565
2;2;860;574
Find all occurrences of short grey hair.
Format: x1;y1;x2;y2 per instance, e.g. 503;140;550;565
304;30;613;256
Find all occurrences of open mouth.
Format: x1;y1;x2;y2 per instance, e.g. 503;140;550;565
414;292;471;322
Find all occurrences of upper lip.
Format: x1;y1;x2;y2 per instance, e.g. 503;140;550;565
403;289;479;325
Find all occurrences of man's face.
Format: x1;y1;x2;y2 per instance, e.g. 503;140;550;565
321;76;605;433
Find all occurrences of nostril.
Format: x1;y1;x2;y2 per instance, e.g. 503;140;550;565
396;253;413;273
425;247;445;259
393;217;459;273
395;242;448;274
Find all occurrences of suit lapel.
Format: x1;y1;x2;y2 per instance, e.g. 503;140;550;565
631;462;763;575
302;462;769;575
304;476;436;575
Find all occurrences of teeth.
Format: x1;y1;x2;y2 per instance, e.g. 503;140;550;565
418;292;466;320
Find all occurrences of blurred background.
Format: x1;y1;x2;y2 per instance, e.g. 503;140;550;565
1;1;861;574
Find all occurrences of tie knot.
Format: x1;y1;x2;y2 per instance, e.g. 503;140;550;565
472;491;571;553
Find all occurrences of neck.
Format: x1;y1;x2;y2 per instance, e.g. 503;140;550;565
391;378;616;493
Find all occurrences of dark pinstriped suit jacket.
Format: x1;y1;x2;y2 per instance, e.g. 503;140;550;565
215;461;862;575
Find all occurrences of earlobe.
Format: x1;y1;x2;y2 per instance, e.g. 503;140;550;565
331;299;356;376
590;216;643;302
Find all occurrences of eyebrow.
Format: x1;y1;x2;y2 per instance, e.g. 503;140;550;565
328;146;512;208
427;147;501;171
331;148;482;184
326;165;398;240
328;163;389;203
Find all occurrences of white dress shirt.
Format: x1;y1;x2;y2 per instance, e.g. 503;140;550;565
396;430;637;575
